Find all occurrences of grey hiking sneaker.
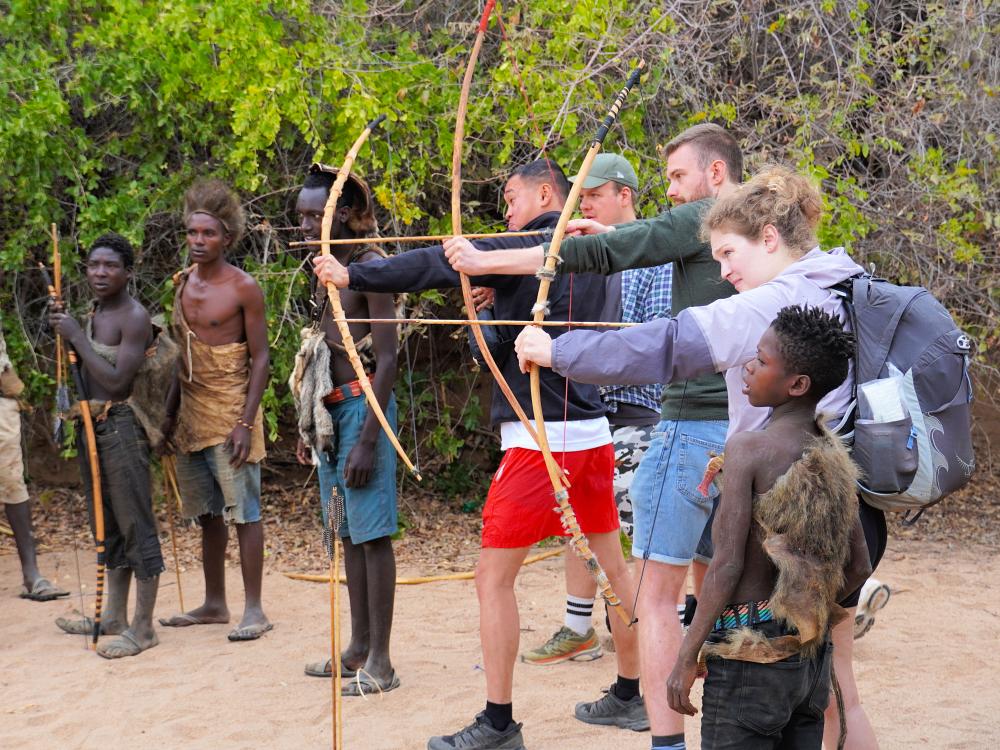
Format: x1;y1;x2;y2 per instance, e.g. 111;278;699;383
574;685;649;731
520;626;602;665
427;712;526;749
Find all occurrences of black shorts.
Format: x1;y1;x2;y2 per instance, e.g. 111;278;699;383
839;498;887;608
702;621;832;750
78;404;164;580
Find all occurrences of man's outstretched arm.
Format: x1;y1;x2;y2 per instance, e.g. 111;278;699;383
313;242;517;295
446;201;710;278
514;311;717;387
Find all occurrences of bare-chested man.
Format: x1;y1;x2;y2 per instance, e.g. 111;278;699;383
293;164;400;694
49;233;165;658
159;179;271;641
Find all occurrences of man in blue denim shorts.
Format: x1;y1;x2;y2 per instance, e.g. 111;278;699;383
293;164;401;696
159;179;272;643
558;127;740;750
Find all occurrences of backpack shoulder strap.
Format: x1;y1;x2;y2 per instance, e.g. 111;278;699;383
855;277;924;381
831;275;861;401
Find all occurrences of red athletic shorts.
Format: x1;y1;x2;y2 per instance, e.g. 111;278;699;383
481;444;618;548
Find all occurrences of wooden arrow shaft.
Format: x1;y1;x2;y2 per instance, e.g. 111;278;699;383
342;317;638;328
289;230;545;248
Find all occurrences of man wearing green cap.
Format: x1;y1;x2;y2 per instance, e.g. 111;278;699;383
518;153;672;732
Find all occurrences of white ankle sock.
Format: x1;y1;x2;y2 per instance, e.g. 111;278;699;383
565;596;595;635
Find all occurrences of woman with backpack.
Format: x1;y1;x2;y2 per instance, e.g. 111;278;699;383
513;165;884;749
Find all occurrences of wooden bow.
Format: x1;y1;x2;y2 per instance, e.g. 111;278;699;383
451;0;568;492
43;231;107;648
319;114;421;480
527;62;646;625
324;489;345;749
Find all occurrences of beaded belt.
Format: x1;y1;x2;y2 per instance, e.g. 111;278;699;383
713;599;774;632
323;379;364;404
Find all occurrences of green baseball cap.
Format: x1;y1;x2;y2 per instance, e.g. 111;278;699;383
570;153;639;190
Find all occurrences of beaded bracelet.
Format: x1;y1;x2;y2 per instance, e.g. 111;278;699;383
236;418;253;430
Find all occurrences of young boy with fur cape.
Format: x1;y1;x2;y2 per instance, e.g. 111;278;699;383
666;305;872;749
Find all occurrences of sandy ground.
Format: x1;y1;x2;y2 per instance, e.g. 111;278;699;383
1;538;998;749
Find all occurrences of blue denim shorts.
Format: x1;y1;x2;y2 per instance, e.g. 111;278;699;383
175;443;262;524
629;419;727;566
317;392;398;544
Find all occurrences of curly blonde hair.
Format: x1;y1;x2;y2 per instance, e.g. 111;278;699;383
183;178;245;246
702;166;822;255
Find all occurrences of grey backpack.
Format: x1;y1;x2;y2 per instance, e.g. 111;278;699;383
835;275;975;517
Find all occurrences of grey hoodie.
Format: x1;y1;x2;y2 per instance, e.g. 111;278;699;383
552;247;865;437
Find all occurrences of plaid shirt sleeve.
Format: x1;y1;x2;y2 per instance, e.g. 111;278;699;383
600;263;673;413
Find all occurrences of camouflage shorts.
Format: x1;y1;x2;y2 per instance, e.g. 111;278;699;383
611;423;656;538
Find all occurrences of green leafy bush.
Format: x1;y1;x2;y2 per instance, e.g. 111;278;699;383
3;0;996;500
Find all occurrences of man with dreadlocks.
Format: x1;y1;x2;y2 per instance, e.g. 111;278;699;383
159;179;272;642
666;305;871;749
291;164;402;695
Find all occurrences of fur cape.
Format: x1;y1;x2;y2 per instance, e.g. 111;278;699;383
702;420;859;663
288;326;335;456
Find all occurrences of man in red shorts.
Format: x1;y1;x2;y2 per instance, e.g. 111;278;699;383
313;158;638;750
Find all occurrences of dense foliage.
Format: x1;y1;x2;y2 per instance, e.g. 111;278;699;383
2;1;996;498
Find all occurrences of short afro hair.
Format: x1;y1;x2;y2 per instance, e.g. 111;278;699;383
88;232;135;270
770;305;855;400
183;178;245;246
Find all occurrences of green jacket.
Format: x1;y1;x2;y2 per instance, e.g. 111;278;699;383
546;199;734;421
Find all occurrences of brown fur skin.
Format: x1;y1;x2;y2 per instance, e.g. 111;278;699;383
705;421;858;662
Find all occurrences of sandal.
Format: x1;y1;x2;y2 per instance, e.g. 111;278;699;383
304;659;358;679
19;578;70;602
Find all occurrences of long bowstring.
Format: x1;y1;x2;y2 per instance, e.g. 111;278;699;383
384;125;422;478
495;3;568;462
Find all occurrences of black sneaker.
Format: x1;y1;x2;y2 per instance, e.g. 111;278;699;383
574;685;649;731
427;712;526;749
